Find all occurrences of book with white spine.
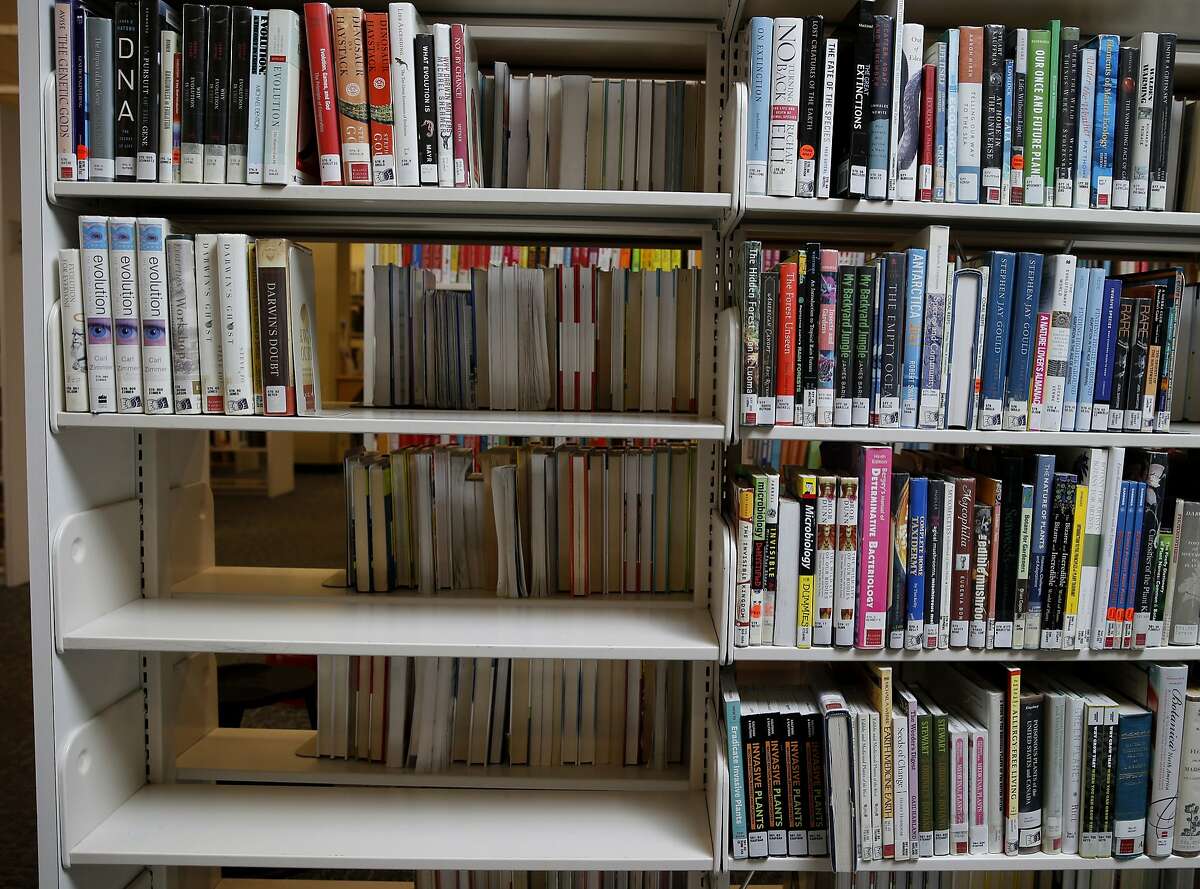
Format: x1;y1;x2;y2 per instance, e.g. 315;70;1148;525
57;249;89;411
135;219;173;414
158;29;179;183
1074;48;1097;209
1129;33;1159;211
78;216;116;412
286;241;322;415
817;38;839;199
193;234;225;413
895;23;924;202
216;234;255;415
1035;254;1078;432
262;9;301;185
107;217;144;413
245;10;270;184
766;18;802;197
433;24;454;187
165;237;202;414
388;3;425;187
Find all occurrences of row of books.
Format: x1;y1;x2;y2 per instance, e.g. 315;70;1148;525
743;10;1180;210
58;217;321;416
52;1;703;191
787;875;1195;889
315;655;687;770
737;231;1183;433
722;663;1196;866
415;873;685;889
344;443;695;597
729;444;1200;652
364;264;700;414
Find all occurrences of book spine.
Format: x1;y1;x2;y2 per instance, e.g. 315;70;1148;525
764;474;782;645
767;19;802;197
1174;695;1200;855
413;34;438;186
949;727;968;854
749;475;767;644
1018;697;1043;852
878;254;903;427
54;3;75;180
745;17;772;196
202;5;231;184
795;16;823;198
970;502;992;649
1108;294;1134;430
979;252;1015;430
725;694;749;859
1053;30;1081;207
806;711;829;855
1149;34;1177;210
134;0;161;181
1028;310;1050;430
852;265;874;426
1002;253;1039;430
193;235;224;412
980;24;1005;203
918;63;936;201
1111;45;1139;208
388;3;421;187
855;446;891;648
72;0;88;181
1156;274;1180;431
930;41;947;201
1013;484;1034;649
835;476;859;647
165;238;201;414
834;267;855;426
1147;533;1174;648
113;2;138;181
304;3;343;185
743;711;767;856
1043;20;1061;206
135;219;172;414
895;23;923;202
1062;267;1090;430
945;29;959;202
79;218;116;412
217;235;254;415
839;21;872;198
764;711;788;856
866;15;893;200
816;252;838;426
948;477;975;647
1043;254;1079;432
817;38;839;199
363;13;396;185
257;242;294;415
815;476;837;647
262;9;301;186
918;286;945;429
900;249;926;428
932;713;950;855
924;480;943;648
1023;30;1050;205
733;487;753;648
1040;473;1076;649
1001;58;1014;204
776;262;798;425
939;481;955;649
1091;37;1119;207
431;24;453;187
1147;666;1187;855
759;272;778;425
1125;294;1153;432
1113;713;1152;858
1075;270;1105;431
906;477;927;650
1091;281;1122;430
1027;454;1055;635
800;244;820;426
159;27;180;182
244;11;269;184
1010;30;1027;204
956;26;983;203
740;242;762;426
796;476;816;648
1142;286;1167;433
917;713;934;856
224;6;251;184
331;7;371;185
449;23;471;188
107;218;144;413
57;249;89;411
1074;48;1096;208
1075;450;1108;649
889;474;911;649
86;16;115;182
1130;33;1158;210
968;263;992;429
782;710;807;855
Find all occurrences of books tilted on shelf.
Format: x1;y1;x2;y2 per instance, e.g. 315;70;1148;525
740;13;1181;211
731;442;1200;654
738;235;1185;434
315;654;687;771
60;217;321;417
344;442;695;596
720;663;1193;868
53;1;706;192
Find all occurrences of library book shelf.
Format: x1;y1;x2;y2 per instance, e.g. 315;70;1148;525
16;1;1200;889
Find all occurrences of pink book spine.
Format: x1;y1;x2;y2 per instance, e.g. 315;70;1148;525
450;23;469;187
855;445;892;649
1028;311;1051;431
953;732;968;854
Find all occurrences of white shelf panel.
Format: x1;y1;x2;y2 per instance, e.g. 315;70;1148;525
56;406;726;440
741;423;1200;448
729;853;1200;872
61;585;718;660
68;784;714;870
176;728;690;791
734;645;1200;662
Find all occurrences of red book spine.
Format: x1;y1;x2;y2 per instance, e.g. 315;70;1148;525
450;23;469;187
363;13;395;186
949;477;976;648
302;2;343;185
918;64;936;202
775;261;798;425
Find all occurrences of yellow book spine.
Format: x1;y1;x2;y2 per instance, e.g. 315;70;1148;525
1063;484;1088;647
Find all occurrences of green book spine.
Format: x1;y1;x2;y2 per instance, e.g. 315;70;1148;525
933;713;951;855
917;713;934;857
1043;20;1062;204
1024;30;1052;206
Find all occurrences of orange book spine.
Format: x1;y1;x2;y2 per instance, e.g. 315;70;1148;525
331;7;371;184
363;12;395;185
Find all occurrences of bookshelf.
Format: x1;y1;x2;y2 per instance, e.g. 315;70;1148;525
18;0;1200;886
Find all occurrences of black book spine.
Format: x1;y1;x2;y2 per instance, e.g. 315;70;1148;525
1042;472;1077;643
204;5;232;176
743;711;767;857
1149;33;1177;210
1097;720;1117;848
1018;695;1043;852
972;502;992;650
804;712;828;855
1109;296;1135;418
852;264;875;423
866;14;892;200
1053;30;1081;206
763;710;787;856
880;252;904;420
181;5;208;157
981;23;1006;203
796;16;824;198
113;1;139;180
836;21;874;197
761;271;779;419
782;709;809;856
1126;295;1153;421
135;0;162;180
226;6;252;175
1133;449;1169;645
765;482;781;628
925;479;944;645
802;242;821;422
1007;29;1027;204
835;266;855;408
414;34;438;182
1112;46;1140;207
995;456;1024;639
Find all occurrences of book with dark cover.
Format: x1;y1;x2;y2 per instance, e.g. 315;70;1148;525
1014;483;1035;643
1112;45;1139;209
72;1;89;180
782;705;809;855
932;710;951;855
180;3;208;181
135;0;169;180
1148;33;1177;211
1007;28;1027;205
1108;293;1136;428
743;707;767;857
1018;692;1043;852
1127;449;1169;648
1124;289;1155;431
113;2;138;180
916;709;934;854
924;479;944;648
1080;698;1118;856
889;472;911;649
852;264;876;425
994;454;1025;647
740;241;762;426
256;238;295;415
804;710;829;855
1053;28;1081;207
834;2;875;197
1040;471;1077;648
981;23;1006;203
1118;267;1184;428
907;476;928;650
204;5;232;179
414;34;439;184
760;271;779;424
796;16;825;198
801;243;822;424
949;477;976;648
971;502;992;650
834;265;856;422
1112;699;1151;858
226;6;253;180
1026;452;1056;632
866;14;893;200
878;252;904;427
763;708;787;856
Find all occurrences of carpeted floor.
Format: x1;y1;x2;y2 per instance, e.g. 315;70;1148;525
0;582;36;888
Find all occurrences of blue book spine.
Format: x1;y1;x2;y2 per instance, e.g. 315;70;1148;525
1090;279;1123;431
1121;482;1147;648
746;17;773;197
1105;481;1133;647
945;29;959;203
867;15;895;200
1090;34;1120;208
1028;453;1056;627
901;248;927;428
724;694;749;858
1074;268;1107;431
1061;265;1092;431
933;41;948;201
978;251;1016;430
1001;59;1014;204
1112;709;1152;858
872;260;885;422
1002;251;1043;430
906;476;928;649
